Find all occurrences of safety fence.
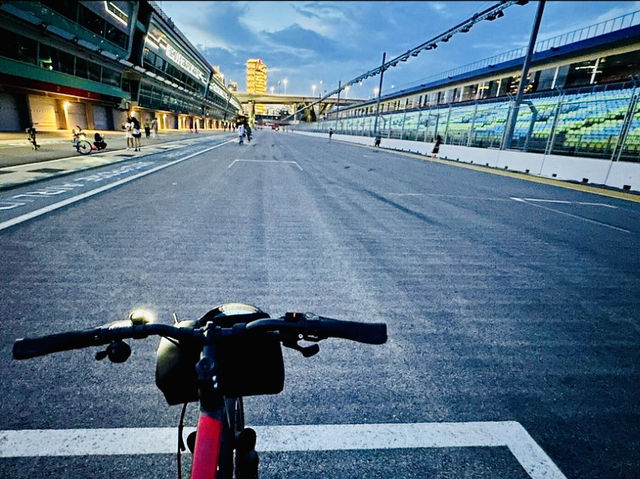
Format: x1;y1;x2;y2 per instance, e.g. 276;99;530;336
295;85;640;162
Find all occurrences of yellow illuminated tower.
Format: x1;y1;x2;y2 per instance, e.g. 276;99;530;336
246;59;267;114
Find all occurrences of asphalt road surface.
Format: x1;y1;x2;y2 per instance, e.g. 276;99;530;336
1;129;638;478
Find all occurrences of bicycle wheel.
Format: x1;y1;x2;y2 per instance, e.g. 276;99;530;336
76;140;92;155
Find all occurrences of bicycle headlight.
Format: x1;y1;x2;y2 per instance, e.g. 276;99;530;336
129;308;155;325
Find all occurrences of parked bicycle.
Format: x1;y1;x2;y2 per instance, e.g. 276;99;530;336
13;303;387;479
72;126;92;155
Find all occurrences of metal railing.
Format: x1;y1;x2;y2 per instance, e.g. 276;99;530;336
399;9;640;91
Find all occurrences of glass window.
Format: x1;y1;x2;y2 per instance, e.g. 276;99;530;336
38;44;54;70
39;45;74;75
155;54;165;70
0;29;37;64
537;67;556;91
595;51;640;84
101;67;121;87
75;57;88;78
553;65;570;89
565;59;597;88
87;61;101;82
462;84;477;101
79;4;105;37
498;76;514;96
105;23;128;49
56;50;75;75
41;0;78;22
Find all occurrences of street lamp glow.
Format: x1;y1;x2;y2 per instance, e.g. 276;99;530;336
374;87;380;95
344;85;350;99
312;84;316;96
283;78;288;95
270;86;275;94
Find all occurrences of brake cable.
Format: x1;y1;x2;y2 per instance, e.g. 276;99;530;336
177;402;188;479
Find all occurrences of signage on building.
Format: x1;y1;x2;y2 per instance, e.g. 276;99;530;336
165;43;207;85
147;24;209;86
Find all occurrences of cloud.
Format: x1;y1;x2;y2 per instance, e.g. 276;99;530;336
263;25;340;56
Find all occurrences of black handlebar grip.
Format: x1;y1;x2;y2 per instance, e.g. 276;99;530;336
13;329;102;360
316;319;387;344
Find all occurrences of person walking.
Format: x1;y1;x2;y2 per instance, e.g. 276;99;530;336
237;123;245;144
144;120;151;139
374;133;381;147
329;128;334;142
432;134;442;158
26;125;40;150
245;122;252;143
151;118;158;138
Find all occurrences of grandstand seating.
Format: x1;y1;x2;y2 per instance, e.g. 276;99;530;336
322;87;638;160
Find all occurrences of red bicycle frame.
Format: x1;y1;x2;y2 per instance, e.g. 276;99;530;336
191;412;224;479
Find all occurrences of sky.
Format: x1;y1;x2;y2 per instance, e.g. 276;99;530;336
157;1;640;99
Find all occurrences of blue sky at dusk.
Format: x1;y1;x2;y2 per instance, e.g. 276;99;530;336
157;1;640;99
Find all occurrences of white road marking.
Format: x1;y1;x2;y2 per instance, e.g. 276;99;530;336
514;197;617;208
0;139;234;232
388;193;425;196
0;421;565;479
511;197;630;233
227;159;303;171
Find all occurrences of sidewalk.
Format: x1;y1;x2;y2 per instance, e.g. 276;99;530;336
0;129;230;168
0;129;234;191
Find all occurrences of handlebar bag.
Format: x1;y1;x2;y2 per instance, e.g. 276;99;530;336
155;304;285;405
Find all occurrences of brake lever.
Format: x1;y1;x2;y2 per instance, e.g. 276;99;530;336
283;340;320;357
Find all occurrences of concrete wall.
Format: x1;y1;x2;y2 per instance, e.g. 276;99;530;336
294;131;640;191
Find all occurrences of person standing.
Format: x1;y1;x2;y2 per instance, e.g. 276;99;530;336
131;116;142;152
144;120;151;139
432;134;442;158
329;128;334;142
237;123;245;144
123;118;133;150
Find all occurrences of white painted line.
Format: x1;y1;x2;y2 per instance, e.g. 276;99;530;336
0;422;566;479
387;193;425;197
511;197;630;233
517;197;617;208
227;159;303;171
0;139;234;232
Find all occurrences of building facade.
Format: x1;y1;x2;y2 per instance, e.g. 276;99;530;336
0;1;241;132
246;58;267;115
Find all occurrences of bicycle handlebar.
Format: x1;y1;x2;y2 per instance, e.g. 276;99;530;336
13;315;387;360
244;317;387;344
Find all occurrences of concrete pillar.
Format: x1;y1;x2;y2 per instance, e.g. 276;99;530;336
54;99;67;129
85;103;95;130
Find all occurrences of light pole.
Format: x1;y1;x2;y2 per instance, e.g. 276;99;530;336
283;78;288;95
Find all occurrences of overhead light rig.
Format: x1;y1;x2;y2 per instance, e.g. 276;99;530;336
284;0;528;122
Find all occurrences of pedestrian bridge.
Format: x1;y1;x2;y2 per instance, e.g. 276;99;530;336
234;92;364;121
